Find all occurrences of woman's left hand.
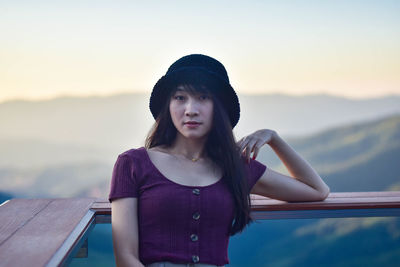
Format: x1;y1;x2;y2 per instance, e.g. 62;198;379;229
237;129;276;162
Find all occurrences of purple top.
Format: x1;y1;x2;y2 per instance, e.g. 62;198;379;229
108;147;267;265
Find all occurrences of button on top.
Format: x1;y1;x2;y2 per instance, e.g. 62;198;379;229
190;234;198;241
192;188;200;195
192;212;200;220
192;255;200;263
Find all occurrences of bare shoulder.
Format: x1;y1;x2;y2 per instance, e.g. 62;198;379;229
147;145;170;153
145;146;176;171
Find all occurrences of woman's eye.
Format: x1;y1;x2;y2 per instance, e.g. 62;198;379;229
199;95;210;100
174;95;185;100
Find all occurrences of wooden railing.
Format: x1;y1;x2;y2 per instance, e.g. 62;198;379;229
0;192;400;267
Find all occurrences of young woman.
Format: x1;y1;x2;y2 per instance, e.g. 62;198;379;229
108;54;330;267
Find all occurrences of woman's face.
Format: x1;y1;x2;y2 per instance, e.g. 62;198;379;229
169;85;214;141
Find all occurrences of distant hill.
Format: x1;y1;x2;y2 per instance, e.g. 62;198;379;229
254;114;400;192
0;137;115;170
0;93;399;169
0;110;399;199
238;93;400;139
0;161;113;198
228;215;400;266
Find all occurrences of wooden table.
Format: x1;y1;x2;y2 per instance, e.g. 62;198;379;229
1;192;400;267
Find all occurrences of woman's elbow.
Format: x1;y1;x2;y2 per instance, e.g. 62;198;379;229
318;185;330;201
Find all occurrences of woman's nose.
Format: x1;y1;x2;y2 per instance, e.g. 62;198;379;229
184;98;199;116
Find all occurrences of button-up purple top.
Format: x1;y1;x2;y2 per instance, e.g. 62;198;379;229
108;147;267;266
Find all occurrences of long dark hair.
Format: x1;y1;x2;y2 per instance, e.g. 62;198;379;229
145;83;255;236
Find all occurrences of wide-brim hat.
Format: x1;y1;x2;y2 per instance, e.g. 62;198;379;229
149;54;240;128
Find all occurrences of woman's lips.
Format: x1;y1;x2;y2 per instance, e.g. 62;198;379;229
184;122;201;128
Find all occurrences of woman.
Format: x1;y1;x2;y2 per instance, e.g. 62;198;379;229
108;54;330;267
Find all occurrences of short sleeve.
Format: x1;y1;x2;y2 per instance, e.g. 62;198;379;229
243;157;267;194
108;154;139;203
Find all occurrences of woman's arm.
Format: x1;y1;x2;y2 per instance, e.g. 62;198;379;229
238;129;330;202
111;197;144;267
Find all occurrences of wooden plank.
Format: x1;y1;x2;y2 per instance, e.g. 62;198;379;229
250;196;400;211
250;191;400;199
92;198;109;203
90;202;110;213
0;199;52;246
47;209;96;266
250;196;400;205
92;192;400;213
0;198;96;267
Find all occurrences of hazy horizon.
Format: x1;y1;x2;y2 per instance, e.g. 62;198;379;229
2;90;400;105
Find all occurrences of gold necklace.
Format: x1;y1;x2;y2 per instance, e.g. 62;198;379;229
155;147;203;163
171;152;202;163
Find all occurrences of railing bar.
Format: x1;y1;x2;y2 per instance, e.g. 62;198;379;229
251;208;400;220
46;209;96;267
0;199;10;207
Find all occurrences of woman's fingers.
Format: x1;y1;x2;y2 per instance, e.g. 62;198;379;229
238;137;249;158
238;129;276;161
238;137;258;161
252;141;261;160
239;137;249;154
245;139;264;161
238;132;269;161
245;139;259;162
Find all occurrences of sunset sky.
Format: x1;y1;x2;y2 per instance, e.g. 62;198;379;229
1;0;399;102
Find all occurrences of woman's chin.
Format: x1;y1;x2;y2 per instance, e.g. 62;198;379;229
185;135;205;140
180;133;207;140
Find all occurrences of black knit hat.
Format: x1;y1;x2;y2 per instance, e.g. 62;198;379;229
149;54;240;128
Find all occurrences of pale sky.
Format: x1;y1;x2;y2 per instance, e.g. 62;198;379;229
1;0;399;103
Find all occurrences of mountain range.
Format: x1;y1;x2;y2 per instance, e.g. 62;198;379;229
0;93;399;169
0;101;398;199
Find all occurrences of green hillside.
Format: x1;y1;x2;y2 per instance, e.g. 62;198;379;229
1;113;399;198
261;113;400;191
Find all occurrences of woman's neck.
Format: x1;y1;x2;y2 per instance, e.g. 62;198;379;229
169;134;207;160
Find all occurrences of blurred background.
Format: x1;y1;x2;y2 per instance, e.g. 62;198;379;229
1;1;400;266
